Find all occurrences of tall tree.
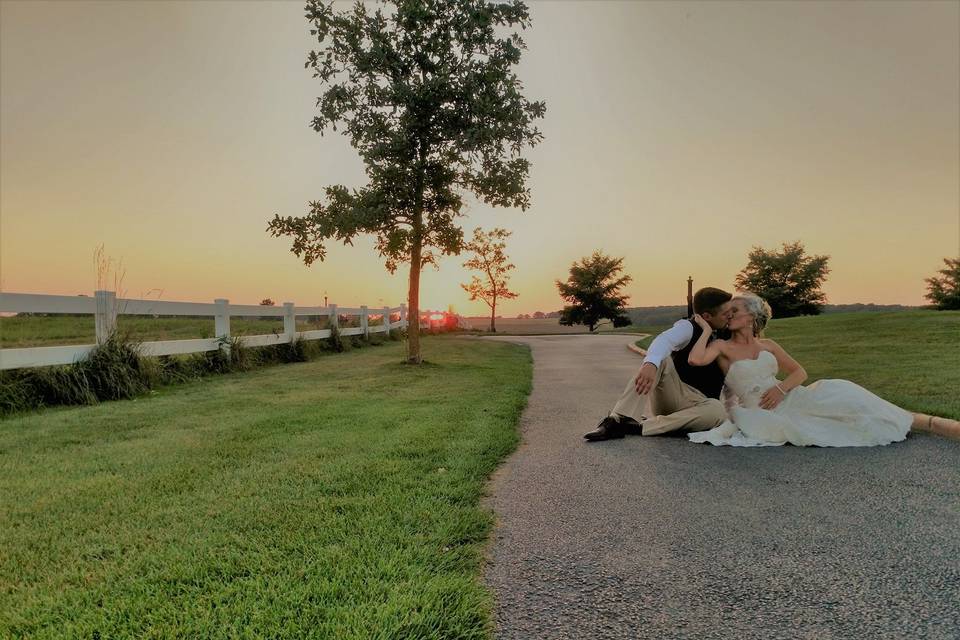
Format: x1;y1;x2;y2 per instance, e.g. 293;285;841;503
556;251;632;333
735;242;830;318
460;227;517;332
267;0;545;363
925;257;960;310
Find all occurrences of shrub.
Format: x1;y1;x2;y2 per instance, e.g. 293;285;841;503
0;370;44;414
223;337;250;371
326;325;346;353
0;325;406;418
150;354;198;385
200;345;233;375
281;337;311;363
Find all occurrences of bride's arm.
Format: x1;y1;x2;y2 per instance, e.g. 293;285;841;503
758;339;807;409
687;315;725;365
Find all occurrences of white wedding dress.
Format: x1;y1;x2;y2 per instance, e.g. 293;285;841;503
688;350;912;447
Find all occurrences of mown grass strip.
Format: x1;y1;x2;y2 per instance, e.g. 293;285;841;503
0;337;531;639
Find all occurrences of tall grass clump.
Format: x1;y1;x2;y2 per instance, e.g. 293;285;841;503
280;336;312;362
75;333;151;400
0;334;146;415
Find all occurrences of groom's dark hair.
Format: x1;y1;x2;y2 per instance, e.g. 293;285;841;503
693;287;732;316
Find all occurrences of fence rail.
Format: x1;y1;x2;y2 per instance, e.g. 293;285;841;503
0;291;449;370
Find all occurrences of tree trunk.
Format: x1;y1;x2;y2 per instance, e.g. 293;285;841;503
407;148;427;364
406;213;423;364
490;296;497;333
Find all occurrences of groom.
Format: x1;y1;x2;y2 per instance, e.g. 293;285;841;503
584;287;734;441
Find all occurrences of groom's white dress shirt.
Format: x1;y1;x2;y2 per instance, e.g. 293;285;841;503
642;319;695;369
642;319;737;411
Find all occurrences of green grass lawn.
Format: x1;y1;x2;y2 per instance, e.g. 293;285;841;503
0;337;531;639
624;324;667;351
633;311;959;420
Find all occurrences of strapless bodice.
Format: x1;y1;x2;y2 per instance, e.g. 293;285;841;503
724;350;779;408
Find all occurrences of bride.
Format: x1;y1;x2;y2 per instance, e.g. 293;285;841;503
686;293;920;447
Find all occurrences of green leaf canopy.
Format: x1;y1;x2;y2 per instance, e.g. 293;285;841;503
267;0;545;273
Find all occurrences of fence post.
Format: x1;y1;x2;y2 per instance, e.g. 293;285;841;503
94;290;117;344
329;303;338;332
399;303;407;330
283;302;296;343
360;305;369;339
382;306;391;335
215;298;231;354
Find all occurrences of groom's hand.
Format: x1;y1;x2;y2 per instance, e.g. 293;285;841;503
635;362;657;395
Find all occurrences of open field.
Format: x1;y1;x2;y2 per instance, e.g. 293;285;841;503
462;317;661;335
2;315;648;348
0;314;391;349
463;317;584;334
634;310;960;421
0;337;531;638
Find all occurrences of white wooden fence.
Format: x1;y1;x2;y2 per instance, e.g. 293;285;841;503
0;291;445;371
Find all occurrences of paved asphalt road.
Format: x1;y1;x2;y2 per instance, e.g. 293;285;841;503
480;334;960;640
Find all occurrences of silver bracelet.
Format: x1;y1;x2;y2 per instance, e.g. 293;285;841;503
776;383;787;395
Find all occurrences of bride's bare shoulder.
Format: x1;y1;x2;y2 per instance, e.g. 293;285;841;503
759;338;790;356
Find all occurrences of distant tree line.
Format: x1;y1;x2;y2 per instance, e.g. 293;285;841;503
620;303;923;327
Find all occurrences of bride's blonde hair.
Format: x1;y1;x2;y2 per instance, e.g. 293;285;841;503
734;292;773;336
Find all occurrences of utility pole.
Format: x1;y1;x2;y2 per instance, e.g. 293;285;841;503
686;276;694;318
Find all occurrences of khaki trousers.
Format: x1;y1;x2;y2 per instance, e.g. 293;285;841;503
611;355;726;436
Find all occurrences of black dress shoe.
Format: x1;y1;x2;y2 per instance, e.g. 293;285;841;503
617;415;643;435
584;416;625;441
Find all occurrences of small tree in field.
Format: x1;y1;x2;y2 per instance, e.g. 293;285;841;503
266;0;545;364
461;227;517;332
735;242;830;318
556;251;632;333
260;298;275;306
925;257;960;310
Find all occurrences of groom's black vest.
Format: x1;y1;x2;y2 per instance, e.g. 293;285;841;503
670;319;726;400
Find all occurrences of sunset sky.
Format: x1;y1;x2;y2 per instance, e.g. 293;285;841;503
2;0;958;316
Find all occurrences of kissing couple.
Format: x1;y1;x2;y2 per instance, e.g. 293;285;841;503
584;287;950;447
